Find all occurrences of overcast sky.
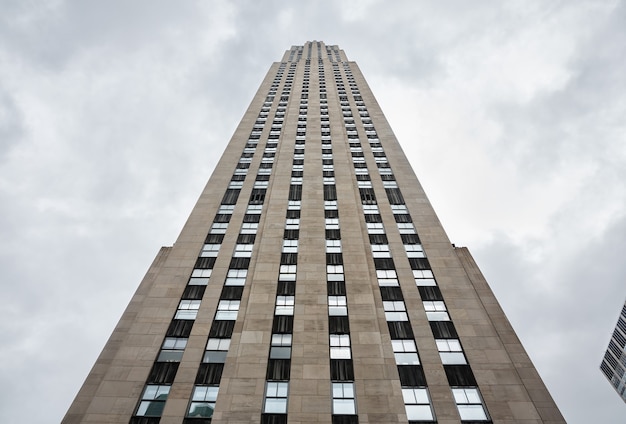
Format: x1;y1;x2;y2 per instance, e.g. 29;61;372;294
1;1;625;422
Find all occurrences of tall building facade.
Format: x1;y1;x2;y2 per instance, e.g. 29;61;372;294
601;300;626;402
64;42;565;424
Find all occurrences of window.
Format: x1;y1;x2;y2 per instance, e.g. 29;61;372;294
188;386;219;418
136;385;170;417
285;218;300;229
328;296;348;316
189;268;212;286
366;222;384;234
402;388;434;421
405;244;425;258
158;337;188;362
376;269;398;286
327;265;344;282
225;269;247;286
241;222;259;234
246;205;263;216
288;200;301;210
326;240;342;253
391;339;419;365
200;244;220;257
413;269;436;286
332;382;356;415
218;205;235;214
264;382;289;413
270;334;292;359
452;388;489;421
233;244;253;258
279;264;297;281
436;339;466;364
175;300;201;320
330;334;351;359
371;244;390;257
210;222;228;234
325;200;337;210
282;240;298;253
275;296;295;315
397;223;416;234
383;301;408;321
216;300;240;320
203;338;230;363
423;301;450;321
325;218;339;229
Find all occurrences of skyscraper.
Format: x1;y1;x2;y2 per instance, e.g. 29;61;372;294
601;300;626;402
64;41;565;424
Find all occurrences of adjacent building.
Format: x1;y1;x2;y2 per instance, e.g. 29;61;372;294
63;41;565;424
601;300;626;402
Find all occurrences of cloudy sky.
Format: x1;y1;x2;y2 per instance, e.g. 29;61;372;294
1;1;625;422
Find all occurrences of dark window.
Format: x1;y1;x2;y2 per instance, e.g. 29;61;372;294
261;414;288;424
266;359;291;380
325;209;339;219
444;365;477;386
284;229;299;240
272;316;294;333
359;188;377;204
355;174;370;181
213;214;232;223
148;362;179;384
280;253;298;265
397;365;426;386
182;285;206;300
130;417;161;424
243;214;261;223
220;286;244;300
380;174;396;181
291;171;303;178
369;234;388;244
364;214;382;223
236;162;250;169
408;258;431;270
221;189;240;205
231;174;246;182
379;287;404;301
373;258;395;270
205;233;224;244
195;363;224;385
329;316;350;334
429;321;458;339
325;229;341;240
385;188;405;205
401;234;420;244
332;416;358;424
326;253;343;265
194;257;216;269
249;189;266;205
229;257;250;269
387;321;414;339
323;159;334;165
277;281;296;296
323;170;335;177
237;234;256;244
330;359;354;381
394;214;412;223
327;281;346;296
167;320;194;337
418;286;443;301
259;162;273;168
209;321;235;338
324;185;337;201
256;174;270;181
288;185;302;201
286;210;300;219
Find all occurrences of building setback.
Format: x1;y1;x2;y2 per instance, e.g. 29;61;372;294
64;41;565;424
601;300;626;402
